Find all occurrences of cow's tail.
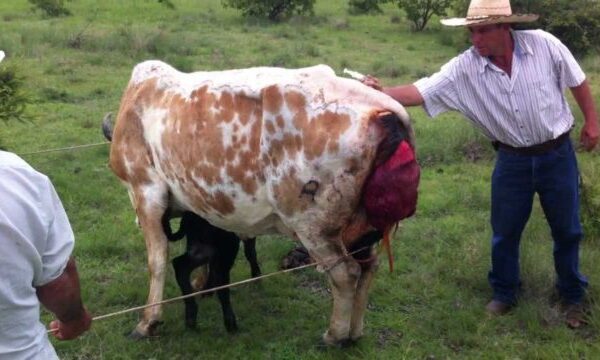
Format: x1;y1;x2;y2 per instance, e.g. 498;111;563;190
102;112;113;142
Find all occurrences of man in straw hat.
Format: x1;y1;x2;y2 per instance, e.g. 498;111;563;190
364;0;599;328
0;52;92;359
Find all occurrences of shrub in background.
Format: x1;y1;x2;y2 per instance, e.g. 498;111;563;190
348;0;391;15
397;0;453;31
28;0;72;17
0;64;29;124
222;0;315;21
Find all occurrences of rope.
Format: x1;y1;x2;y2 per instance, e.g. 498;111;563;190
18;141;110;156
47;246;371;333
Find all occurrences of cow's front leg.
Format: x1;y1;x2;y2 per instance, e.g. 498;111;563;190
130;191;169;339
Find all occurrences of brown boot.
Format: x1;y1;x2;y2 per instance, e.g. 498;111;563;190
485;300;511;316
563;303;587;329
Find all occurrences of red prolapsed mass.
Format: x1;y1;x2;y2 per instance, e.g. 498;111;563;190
362;140;420;271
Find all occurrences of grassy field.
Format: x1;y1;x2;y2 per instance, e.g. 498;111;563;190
1;0;600;358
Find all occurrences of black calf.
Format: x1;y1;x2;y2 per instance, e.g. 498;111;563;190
162;211;261;332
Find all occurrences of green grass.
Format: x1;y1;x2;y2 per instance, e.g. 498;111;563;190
1;0;600;358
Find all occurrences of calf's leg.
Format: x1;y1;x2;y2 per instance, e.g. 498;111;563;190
173;254;207;329
243;237;261;277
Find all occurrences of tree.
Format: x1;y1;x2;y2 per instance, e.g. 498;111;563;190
397;0;452;31
222;0;315;21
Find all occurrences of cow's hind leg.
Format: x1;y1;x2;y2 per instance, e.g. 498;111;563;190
129;184;170;339
350;247;379;342
303;240;361;346
349;231;381;342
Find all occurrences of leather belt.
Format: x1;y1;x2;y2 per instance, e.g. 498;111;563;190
492;131;570;156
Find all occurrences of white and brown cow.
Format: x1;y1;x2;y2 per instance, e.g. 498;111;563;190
107;61;416;345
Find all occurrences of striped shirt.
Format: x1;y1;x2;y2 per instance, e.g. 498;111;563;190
414;29;586;147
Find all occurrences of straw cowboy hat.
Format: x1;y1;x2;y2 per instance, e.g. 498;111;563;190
441;0;538;27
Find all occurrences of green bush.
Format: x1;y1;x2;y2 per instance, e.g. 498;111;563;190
0;65;29;124
348;0;391;15
222;0;315;21
28;0;72;17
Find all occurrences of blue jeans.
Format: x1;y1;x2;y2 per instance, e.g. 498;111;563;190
488;139;588;305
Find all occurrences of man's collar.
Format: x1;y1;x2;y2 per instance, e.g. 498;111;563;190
512;30;534;57
472;30;533;74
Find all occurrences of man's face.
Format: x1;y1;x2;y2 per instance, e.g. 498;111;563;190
468;24;510;57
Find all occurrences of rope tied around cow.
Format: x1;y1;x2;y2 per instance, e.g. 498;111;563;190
46;245;372;334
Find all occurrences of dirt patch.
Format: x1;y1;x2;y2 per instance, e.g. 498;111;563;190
376;327;403;347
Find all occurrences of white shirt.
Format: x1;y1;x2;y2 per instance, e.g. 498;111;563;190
0;151;74;360
414;29;586;147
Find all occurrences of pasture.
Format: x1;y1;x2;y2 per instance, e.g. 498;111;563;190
1;0;600;358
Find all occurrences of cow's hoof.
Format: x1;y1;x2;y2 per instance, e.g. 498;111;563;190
322;331;353;348
127;329;147;340
128;321;163;340
350;329;364;342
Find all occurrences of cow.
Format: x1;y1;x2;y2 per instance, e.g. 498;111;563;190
106;61;419;346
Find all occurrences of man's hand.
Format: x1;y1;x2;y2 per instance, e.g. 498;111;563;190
49;307;92;340
581;117;599;151
361;75;383;91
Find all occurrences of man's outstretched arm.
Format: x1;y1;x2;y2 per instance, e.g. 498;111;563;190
362;76;424;107
36;257;92;340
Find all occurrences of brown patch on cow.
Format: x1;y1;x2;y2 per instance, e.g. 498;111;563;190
276;115;285;129
216;91;235;123
266;121;276;135
263;85;283;114
272;169;309;216
207;191;235;215
293;109;308;130
284;90;307;113
225;147;236;162
234;93;257;125
303;111;351;160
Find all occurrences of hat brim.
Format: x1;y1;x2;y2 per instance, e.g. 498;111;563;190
441;14;539;27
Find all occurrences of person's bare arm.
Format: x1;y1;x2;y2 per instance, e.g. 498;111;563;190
570;79;599;151
382;84;425;107
362;75;424;107
36;257;92;340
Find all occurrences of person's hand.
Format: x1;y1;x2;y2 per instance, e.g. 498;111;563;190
361;75;383;91
49;307;92;340
580;117;599;151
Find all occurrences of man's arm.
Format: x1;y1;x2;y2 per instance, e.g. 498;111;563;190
570;79;599;151
36;257;92;340
362;76;424;107
382;85;425;107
